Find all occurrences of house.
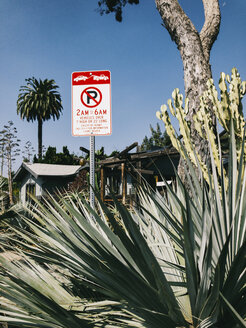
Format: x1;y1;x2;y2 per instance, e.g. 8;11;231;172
99;142;180;204
14;162;88;204
14;144;180;205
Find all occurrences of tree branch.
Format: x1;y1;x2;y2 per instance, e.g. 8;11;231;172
155;0;199;48
200;0;221;62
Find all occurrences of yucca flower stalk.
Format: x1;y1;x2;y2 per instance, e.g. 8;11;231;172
157;68;246;188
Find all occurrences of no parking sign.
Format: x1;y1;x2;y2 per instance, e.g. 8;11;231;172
72;70;111;136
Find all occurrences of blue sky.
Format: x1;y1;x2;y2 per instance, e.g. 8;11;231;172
0;0;246;174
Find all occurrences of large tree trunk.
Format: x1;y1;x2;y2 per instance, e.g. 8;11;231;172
155;0;221;179
38;118;43;160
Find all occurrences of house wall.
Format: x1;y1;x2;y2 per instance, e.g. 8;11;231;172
20;173;43;204
19;174;76;204
41;177;73;194
147;155;180;180
104;173;133;196
120;174;132;194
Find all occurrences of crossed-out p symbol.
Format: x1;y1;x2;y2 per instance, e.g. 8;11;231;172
81;87;102;108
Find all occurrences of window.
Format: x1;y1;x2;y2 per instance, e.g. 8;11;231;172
25;183;36;203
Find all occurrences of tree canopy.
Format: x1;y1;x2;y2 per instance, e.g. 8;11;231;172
17;78;63;160
141;123;171;151
34;146;79;165
97;0;139;22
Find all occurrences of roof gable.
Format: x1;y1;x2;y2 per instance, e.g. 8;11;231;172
14;162;87;181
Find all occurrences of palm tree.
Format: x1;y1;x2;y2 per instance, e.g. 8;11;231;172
17;78;63;159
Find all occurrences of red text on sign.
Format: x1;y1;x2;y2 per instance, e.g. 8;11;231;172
76;109;107;116
95;109;107;115
77;109;89;116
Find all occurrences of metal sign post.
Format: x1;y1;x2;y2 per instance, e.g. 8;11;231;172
90;135;95;210
72;70;111;214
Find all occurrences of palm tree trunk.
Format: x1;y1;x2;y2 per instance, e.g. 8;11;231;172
38;118;43;160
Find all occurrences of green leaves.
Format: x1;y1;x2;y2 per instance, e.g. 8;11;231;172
1;124;245;327
17;77;63;123
1;75;246;327
17;77;63;159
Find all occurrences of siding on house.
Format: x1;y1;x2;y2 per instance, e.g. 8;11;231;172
20;173;43;204
14;162;88;204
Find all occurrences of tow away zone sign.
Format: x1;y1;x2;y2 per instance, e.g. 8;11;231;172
72;70;111;136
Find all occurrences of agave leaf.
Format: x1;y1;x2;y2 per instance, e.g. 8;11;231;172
220;293;246;328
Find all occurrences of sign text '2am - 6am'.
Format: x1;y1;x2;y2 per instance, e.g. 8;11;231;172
72;70;111;136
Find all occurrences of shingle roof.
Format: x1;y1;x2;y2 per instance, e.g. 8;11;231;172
14;162;87;181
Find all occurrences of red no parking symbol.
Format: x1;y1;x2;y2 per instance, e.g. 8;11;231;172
81;87;102;108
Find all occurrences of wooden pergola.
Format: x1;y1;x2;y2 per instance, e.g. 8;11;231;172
99;143;179;204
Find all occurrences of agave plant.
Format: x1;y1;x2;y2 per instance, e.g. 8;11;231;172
0;120;244;328
135;131;246;327
1;67;246;327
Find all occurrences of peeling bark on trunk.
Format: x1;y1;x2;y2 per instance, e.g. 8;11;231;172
155;0;221;180
38;118;43;160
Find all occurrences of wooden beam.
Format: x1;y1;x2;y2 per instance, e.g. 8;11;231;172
80;146;90;154
98;166;154;177
130;149;177;160
113;166;154;175
133;168;154;175
145;157;158;169
117;142;138;158
137;160;142;186
104;161;126;168
121;163;127;205
80;146;104;159
100;148;179;166
100;157;126;166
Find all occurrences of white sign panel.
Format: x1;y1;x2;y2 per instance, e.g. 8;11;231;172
72;70;111;136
